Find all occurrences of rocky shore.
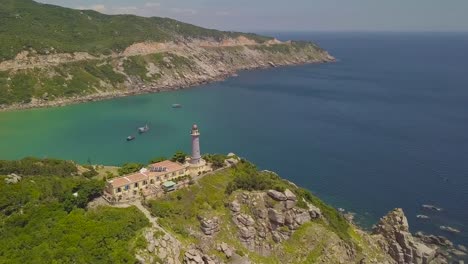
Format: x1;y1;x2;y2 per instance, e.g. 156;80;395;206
0;39;335;112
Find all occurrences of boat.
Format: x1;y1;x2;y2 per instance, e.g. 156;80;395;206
422;204;442;211
126;136;136;141
172;104;182;108
138;124;150;134
416;215;430;219
440;226;461;234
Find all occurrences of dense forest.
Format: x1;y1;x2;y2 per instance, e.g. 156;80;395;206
0;158;149;263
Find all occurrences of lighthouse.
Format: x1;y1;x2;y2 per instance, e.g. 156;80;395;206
190;124;201;164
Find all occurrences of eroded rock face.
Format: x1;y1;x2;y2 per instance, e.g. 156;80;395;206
199;216;220;236
229;189;322;256
372;208;438;264
267;190;287;201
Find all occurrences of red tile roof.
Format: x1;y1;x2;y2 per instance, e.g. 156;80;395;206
107;160;186;189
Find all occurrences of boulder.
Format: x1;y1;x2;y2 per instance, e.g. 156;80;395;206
5;173;22;184
218;242;234;258
199;216;220;236
267;190;287;201
229;200;241;213
284;189;297;201
184;249;203;264
237;214;255;226
284;200;296;209
239;226;256;239
255;208;268;219
295;211;312;225
284;211;295;226
308;204;322;219
268;208;284;225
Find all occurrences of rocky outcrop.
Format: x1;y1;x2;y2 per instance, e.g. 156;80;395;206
137;228;182;264
228;189;321;256
4;173;22;184
184;249;216;264
267;190;287;201
372;208;440;264
199;216;220;236
217;242;234;259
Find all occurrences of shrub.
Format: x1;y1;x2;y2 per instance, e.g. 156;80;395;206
171;151;187;163
118;163;144;176
0;157;78;176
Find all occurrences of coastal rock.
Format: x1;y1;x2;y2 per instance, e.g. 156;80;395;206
414;232;454;248
267;190;287;201
373;208;437;264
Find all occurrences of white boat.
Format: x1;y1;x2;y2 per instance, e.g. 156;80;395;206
138;124;150;133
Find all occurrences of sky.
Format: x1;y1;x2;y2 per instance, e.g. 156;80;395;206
37;0;468;32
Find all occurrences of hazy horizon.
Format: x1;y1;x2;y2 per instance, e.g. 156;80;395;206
37;0;468;33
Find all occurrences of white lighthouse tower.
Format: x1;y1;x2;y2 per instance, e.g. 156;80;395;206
187;124;207;176
190;124;201;164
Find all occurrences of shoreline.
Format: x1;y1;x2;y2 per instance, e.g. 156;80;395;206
0;60;331;113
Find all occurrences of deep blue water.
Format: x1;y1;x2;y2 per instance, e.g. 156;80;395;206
0;32;467;246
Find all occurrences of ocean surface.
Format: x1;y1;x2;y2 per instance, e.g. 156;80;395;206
0;32;467;245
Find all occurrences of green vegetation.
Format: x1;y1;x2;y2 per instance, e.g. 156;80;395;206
171;151;187;163
0;157;78;176
149;156;167;164
146;160;358;263
118;162;144;175
0;60;127;104
0;159;149;263
0;0;272;61
203;154;228;169
82;165;99;178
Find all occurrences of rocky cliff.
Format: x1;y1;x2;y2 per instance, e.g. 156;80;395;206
0;38;333;111
134;161;464;264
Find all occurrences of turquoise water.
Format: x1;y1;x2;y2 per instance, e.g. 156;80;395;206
1;33;467;245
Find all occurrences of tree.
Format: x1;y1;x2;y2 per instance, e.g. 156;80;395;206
149;157;167;164
171;151;187;164
118;163;144;176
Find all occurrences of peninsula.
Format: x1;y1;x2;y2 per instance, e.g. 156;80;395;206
0;0;334;111
1;124;465;263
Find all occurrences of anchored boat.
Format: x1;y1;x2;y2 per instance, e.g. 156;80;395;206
126;136;136;141
138;124;150;134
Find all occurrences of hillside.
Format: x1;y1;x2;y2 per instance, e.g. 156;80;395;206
0;0;271;60
0;0;334;110
1;157;459;263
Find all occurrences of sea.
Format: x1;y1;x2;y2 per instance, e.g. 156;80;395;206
0;32;467;246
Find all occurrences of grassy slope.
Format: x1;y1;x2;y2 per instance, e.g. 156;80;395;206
0;0;271;61
146;162;387;263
